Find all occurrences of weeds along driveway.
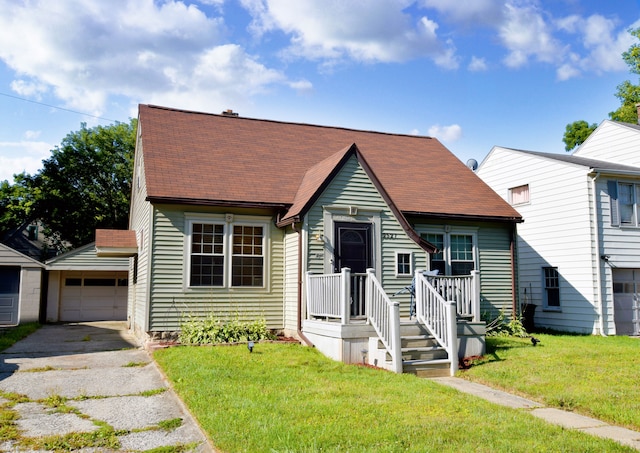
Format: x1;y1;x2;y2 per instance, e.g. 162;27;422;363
0;321;211;452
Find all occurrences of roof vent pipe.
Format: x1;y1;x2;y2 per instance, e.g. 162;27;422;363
222;109;239;117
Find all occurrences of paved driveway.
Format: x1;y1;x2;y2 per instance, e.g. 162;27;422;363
0;321;212;452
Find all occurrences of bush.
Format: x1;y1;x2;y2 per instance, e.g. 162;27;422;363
484;310;528;337
179;313;275;345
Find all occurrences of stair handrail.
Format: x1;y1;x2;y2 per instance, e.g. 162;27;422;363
414;270;458;376
365;269;402;373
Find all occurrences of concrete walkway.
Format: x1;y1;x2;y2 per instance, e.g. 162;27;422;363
0;321;212;452
432;376;640;451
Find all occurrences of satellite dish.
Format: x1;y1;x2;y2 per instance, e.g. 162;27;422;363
466;158;478;171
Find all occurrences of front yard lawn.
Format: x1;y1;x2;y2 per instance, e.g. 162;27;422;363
460;333;640;431
154;342;635;453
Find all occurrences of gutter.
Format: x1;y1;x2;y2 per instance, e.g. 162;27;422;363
292;221;314;347
590;172;607;336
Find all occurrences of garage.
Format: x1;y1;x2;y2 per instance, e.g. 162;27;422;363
612;269;640;336
46;243;130;323
0;244;44;325
0;266;20;325
59;271;128;322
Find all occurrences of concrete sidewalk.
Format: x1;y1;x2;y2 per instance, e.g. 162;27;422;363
0;321;212;452
432;376;640;451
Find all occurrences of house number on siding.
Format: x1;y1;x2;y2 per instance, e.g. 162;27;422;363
382;233;397;240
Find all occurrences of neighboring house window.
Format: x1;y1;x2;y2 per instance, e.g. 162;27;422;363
395;251;413;277
543;267;560;309
609;180;640;227
422;230;476;276
509;184;529;205
188;219;266;288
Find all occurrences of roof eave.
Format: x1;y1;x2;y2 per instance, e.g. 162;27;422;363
404;211;523;223
146;196;290;211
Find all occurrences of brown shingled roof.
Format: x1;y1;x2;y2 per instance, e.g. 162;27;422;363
139;105;521;222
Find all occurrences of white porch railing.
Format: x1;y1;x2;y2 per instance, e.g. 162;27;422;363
306;268;352;324
414;270;458;376
365;269;402;373
430;270;480;321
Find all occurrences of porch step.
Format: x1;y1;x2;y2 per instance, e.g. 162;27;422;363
402;358;452;378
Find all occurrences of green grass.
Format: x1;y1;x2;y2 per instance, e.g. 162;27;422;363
460;333;640;431
0;323;39;351
154;343;635;453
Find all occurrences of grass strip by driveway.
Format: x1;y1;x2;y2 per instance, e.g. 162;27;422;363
154;342;634;453
0;323;39;352
460;333;640;431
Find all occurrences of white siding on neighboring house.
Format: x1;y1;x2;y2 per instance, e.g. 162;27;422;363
0;244;44;325
478;146;599;333
574;121;640;166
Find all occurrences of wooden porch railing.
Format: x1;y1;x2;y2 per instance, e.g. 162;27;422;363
430;270;480;321
365;269;402;373
414;270;458;376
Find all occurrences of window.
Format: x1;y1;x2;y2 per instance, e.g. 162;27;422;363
543;267;560;309
395;252;413;277
609;180;640;227
421;230;476;276
188;219;266;288
509;184;529;205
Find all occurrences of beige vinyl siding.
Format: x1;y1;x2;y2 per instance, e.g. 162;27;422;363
147;207;285;332
283;226;299;333
306;156;426;316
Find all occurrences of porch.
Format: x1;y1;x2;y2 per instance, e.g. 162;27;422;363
303;268;486;377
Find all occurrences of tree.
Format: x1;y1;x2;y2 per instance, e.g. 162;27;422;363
562;120;597;151
563;27;640;151
30;119;137;250
0;172;36;236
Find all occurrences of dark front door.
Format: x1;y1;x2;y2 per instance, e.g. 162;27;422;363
334;223;372;317
334;222;372;273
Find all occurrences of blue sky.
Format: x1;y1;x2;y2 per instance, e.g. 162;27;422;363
1;0;640;182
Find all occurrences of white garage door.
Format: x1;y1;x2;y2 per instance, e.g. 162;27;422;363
612;269;640;336
60;271;128;322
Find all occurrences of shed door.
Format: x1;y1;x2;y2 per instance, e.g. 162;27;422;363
60;271;128;322
613;269;640;336
0;267;20;325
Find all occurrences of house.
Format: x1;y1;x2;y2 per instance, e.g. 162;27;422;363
45;240;131;322
97;104;522;374
0;243;44;325
477;119;640;336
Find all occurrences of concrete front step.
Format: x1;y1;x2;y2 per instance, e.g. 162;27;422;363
402;358;452;378
401;346;448;361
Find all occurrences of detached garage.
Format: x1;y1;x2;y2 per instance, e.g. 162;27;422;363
0;244;43;325
46;243;130;322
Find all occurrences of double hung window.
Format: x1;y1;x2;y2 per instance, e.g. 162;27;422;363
422;230;476;276
188;218;265;288
395;251;413;277
609;180;640;227
543;267;560;309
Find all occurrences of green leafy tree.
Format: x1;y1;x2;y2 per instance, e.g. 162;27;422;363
562;120;598;152
563;27;640;151
31;119;137;250
0;172;37;236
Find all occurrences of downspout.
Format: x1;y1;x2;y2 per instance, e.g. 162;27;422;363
292;220;314;347
591;172;607;336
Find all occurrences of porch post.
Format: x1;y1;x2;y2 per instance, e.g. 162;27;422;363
471;270;481;322
447;300;458;376
341;267;351;324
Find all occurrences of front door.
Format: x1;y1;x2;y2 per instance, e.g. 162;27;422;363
334;222;372;316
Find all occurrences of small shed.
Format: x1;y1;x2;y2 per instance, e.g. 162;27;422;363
0;243;44;325
46;243;130;322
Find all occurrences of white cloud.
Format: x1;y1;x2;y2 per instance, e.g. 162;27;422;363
420;0;504;26
0;0;300;116
499;3;565;69
0;141;52;181
428;124;462;142
242;0;459;68
468;56;488;72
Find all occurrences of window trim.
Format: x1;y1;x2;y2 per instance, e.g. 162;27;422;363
185;214;269;289
395;251;413;277
609;180;640;228
508;184;530;206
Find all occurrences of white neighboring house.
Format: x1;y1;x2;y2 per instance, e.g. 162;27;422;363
477;120;640;335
